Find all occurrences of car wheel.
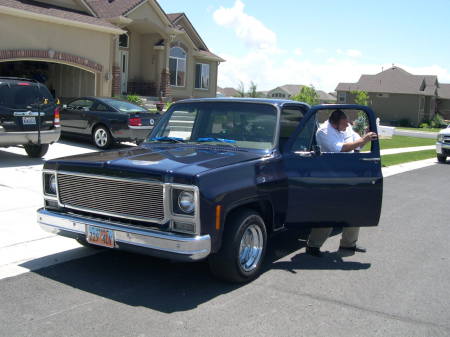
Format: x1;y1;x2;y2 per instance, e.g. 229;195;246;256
93;125;112;149
24;144;49;158
437;154;447;163
208;209;267;283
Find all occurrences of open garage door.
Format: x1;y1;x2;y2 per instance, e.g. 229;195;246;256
0;61;95;102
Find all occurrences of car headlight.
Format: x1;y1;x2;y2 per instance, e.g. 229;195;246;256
178;191;195;214
437;134;444;142
44;172;57;196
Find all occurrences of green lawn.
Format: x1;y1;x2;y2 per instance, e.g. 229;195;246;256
381;150;436;167
363;135;436;151
397;127;443;133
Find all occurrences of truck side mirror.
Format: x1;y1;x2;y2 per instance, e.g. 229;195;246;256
312;145;321;156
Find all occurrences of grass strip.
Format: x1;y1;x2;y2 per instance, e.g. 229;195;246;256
381;150;436;167
363;135;436;151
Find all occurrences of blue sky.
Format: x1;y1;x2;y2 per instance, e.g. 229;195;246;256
158;0;450;92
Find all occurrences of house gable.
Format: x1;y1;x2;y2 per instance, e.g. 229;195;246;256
168;13;208;51
34;0;91;14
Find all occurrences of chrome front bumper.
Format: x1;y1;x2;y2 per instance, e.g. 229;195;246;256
0;127;61;146
37;208;211;261
436;142;450;154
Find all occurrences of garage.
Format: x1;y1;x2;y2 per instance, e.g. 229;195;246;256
0;60;95;102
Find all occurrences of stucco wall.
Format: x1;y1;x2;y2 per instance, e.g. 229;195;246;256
0;13;113;96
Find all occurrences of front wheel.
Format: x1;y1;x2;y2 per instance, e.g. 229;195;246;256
209;209;267;283
437;154;447;163
24;144;49;158
92;126;112;149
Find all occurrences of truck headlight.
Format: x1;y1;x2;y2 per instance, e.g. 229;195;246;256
178;191;195;214
44;172;57;196
437;134;444;142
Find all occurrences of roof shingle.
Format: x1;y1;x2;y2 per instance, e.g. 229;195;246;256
84;0;145;18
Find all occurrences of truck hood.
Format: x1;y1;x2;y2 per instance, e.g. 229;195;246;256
48;144;266;177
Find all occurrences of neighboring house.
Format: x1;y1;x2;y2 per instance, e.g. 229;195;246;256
0;0;224;101
217;86;240;97
335;67;444;126
437;84;450;120
266;84;337;103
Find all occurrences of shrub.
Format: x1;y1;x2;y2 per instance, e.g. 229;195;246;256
430;113;447;128
126;94;143;106
398;118;411;127
419;122;430;128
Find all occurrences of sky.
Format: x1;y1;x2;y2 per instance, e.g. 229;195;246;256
158;0;450;93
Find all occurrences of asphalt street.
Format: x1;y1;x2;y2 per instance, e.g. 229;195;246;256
0;142;449;337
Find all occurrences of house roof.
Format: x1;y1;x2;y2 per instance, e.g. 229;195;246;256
438;84;450;99
317;90;337;102
217;87;240;97
84;0;146;18
336;67;438;96
166;12;183;23
0;0;119;29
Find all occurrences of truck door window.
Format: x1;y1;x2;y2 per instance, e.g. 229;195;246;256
291;114;316;152
279;108;304;151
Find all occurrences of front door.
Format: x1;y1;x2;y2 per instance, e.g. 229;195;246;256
283;105;383;228
119;50;129;95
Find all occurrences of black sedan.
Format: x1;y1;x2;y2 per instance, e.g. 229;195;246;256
60;97;158;149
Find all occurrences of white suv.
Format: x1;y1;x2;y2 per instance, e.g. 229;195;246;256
436;125;450;163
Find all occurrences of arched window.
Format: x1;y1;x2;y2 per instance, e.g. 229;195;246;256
169;46;186;87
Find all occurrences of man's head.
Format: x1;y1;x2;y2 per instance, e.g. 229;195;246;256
329;109;348;131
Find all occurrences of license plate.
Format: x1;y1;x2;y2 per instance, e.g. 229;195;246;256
22;117;36;125
86;225;115;248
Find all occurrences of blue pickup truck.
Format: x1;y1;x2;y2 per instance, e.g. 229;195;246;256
37;98;383;283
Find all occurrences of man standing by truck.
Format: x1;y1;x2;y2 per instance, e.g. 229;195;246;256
306;109;378;257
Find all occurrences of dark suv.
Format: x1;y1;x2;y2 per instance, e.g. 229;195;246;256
0;77;60;157
37;98;383;283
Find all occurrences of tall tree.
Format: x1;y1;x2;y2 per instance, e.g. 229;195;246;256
247;81;260;98
351;90;370;106
350;90;370;135
236;81;246;97
292;86;319;105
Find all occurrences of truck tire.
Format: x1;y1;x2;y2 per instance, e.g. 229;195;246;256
208;209;267;283
24;144;49;158
437;154;447;163
93;125;112;149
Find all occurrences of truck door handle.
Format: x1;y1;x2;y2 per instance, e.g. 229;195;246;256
360;158;380;162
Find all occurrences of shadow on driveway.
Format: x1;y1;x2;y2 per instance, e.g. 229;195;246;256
22;228;370;313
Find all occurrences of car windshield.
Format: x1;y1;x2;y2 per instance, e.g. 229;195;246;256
0;82;53;109
147;101;278;150
103;99;147;112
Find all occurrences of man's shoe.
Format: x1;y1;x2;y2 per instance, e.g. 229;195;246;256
306;246;324;257
339;245;367;253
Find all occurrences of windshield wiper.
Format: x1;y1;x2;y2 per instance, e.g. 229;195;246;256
196;137;237;145
150;136;185;143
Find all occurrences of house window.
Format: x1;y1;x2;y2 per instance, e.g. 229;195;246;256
338;92;346;103
119;34;129;48
195;63;210;89
169;46;187;87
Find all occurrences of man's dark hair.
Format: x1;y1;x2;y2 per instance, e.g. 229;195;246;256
329;109;348;125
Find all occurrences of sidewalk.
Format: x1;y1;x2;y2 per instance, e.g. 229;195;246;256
393;129;438;139
380;145;435;155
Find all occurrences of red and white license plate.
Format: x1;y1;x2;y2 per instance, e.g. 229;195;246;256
86;225;115;248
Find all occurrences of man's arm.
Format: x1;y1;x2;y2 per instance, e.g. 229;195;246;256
341;132;378;152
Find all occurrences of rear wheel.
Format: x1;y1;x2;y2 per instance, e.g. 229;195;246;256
209;209;267;283
92;125;112;149
24;144;49;158
437;154;447;163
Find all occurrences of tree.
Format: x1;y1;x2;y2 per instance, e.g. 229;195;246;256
292;86;319;105
236;81;246;97
350;90;370;135
247;81;260;98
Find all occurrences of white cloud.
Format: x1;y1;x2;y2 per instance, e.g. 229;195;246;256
213;0;279;52
294;48;303;56
337;49;362;57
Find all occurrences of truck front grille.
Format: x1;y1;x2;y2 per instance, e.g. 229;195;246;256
57;173;165;223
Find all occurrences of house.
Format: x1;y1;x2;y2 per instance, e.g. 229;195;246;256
0;0;224;101
335;67;450;126
217;86;240;97
266;84;337;103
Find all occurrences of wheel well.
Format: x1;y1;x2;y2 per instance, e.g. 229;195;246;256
91;123;108;135
225;200;274;233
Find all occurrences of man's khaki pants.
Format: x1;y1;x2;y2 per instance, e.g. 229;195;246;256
307;227;360;248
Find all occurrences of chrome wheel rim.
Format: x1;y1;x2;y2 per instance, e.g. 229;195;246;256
239;222;264;272
95;129;108;147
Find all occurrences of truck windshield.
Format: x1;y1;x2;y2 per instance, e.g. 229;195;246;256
148;102;278;150
0;82;53;109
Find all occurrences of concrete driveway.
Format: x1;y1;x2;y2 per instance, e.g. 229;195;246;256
0;139;448;337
